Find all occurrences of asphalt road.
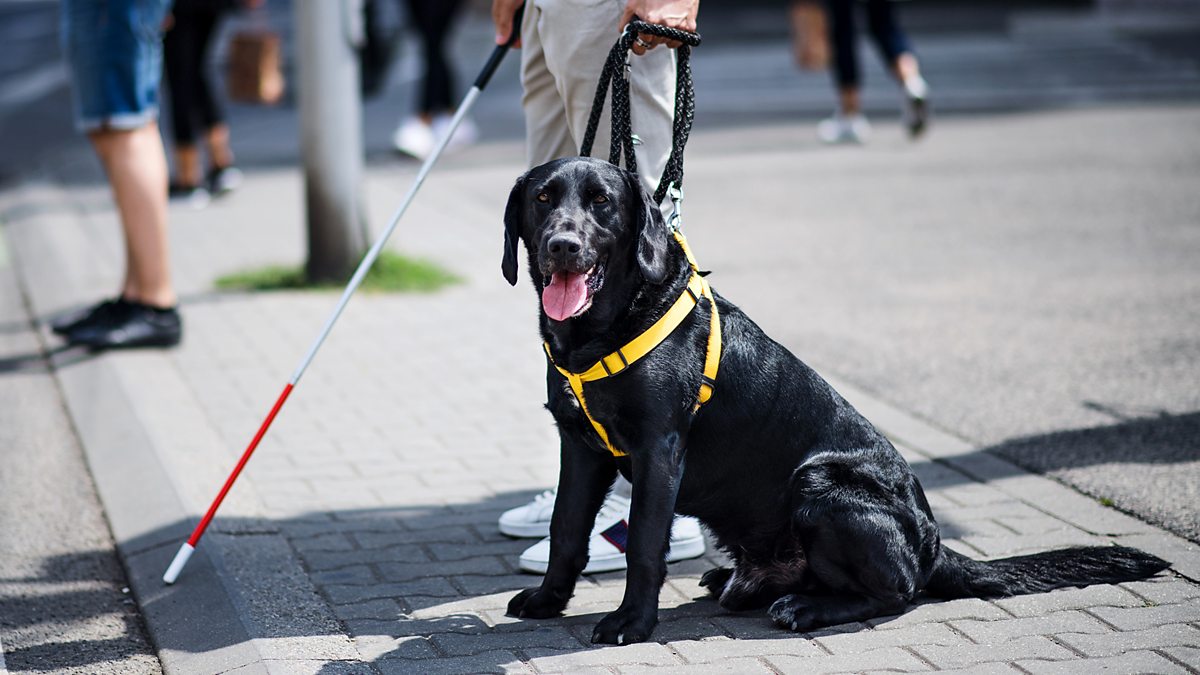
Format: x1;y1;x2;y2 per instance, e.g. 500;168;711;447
0;232;160;673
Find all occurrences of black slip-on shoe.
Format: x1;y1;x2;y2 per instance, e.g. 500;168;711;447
67;302;182;350
50;297;128;336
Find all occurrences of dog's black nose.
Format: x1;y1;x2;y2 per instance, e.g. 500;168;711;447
547;232;583;258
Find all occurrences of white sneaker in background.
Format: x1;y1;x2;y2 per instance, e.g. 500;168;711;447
903;74;929;102
817;112;872;145
168;183;211;210
432;113;479;153
391;116;436;159
667;515;706;562
498;489;556;538
513;491;707;575
207;165;243;196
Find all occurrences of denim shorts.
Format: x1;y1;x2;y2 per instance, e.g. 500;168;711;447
62;0;172;132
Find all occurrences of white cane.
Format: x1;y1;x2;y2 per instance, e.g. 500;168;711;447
164;7;525;585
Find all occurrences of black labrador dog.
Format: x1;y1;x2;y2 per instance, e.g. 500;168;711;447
500;156;1168;645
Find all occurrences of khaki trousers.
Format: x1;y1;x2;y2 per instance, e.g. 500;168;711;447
520;0;677;202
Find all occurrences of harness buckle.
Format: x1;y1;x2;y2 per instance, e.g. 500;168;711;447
667;183;683;231
697;375;717;406
601;349;630;376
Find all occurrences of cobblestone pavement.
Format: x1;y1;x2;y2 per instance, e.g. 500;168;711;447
2;106;1199;673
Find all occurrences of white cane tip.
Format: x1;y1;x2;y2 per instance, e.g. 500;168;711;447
163;543;195;585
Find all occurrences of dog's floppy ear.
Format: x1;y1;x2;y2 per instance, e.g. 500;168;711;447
501;176;525;286
627;171;669;284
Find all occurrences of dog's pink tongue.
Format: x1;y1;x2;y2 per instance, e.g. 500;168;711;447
542;271;588;321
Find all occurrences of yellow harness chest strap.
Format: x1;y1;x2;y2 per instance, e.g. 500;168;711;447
544;232;721;457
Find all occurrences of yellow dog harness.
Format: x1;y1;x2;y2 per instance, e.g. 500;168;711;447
543;232;721;457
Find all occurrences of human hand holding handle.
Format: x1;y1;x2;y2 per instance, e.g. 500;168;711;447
493;0;525;48
621;0;699;55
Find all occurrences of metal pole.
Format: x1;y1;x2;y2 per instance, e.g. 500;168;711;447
296;0;368;283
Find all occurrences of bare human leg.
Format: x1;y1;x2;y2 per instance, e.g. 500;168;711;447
173;143;201;186
203;123;233;169
88;122;177;309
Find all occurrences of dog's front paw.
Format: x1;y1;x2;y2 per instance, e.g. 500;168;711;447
591;607;657;645
699;566;733;598
767;593;818;632
507;586;568;619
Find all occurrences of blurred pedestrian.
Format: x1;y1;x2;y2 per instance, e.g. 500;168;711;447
55;0;182;349
391;0;478;159
817;0;929;144
489;0;707;575
163;0;253;207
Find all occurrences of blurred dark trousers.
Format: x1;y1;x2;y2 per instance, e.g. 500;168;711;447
164;8;225;145
825;0;912;88
405;0;464;114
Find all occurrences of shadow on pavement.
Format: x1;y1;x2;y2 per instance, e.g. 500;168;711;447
903;410;1200;544
0;489;791;671
0;343;100;375
903;410;1200;488
907;408;1200;480
0;551;154;672
990;409;1200;473
148;491;754;671
5;435;1189;671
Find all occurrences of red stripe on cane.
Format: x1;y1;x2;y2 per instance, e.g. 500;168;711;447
186;383;295;547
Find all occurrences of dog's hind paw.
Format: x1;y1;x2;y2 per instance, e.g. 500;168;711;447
592;607;657;645
699;566;733;598
507;586;568;619
767;594;818;632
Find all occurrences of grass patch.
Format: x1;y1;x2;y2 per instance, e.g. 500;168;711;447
215;251;461;293
1099;497;1115;507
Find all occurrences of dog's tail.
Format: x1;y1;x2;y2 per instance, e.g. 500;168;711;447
925;545;1169;599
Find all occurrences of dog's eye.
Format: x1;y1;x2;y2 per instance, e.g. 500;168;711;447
593;194;608;204
536;192;549;203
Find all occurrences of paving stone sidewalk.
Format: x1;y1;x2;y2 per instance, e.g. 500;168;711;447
3;117;1199;673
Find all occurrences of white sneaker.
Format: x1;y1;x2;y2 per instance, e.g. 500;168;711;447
431;113;479;153
499;489;557;538
817;113;871;144
391;116;436;159
515;492;707;574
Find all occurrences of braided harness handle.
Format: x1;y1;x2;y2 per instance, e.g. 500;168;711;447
580;20;702;206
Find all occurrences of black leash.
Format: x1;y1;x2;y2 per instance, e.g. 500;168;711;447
580;20;702;206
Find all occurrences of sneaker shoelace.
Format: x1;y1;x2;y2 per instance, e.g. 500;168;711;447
594;494;632;528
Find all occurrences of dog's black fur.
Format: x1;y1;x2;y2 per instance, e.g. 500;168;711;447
500;157;1169;645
